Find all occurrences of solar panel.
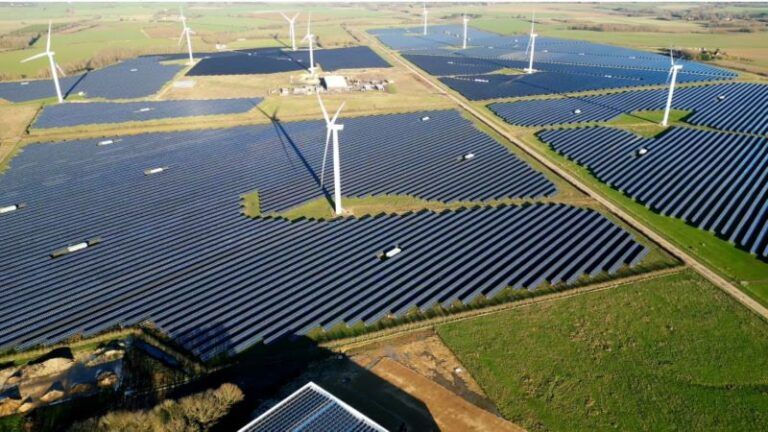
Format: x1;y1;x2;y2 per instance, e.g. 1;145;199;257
186;46;390;76
239;382;386;432
539;126;768;257
0;110;647;360
32;98;263;129
491;82;768;135
0;56;182;103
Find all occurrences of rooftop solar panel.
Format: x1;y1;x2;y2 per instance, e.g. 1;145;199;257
239;382;386;432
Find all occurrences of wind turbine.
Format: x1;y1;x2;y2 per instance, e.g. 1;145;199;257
462;14;469;49
21;21;64;103
178;8;195;65
661;48;684;127
422;3;428;36
524;12;537;74
302;13;316;76
317;93;345;216
280;12;300;51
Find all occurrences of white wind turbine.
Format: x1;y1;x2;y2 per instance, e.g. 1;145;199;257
462;14;469;49
317;93;345;216
661;48;684;127
302;13;316;76
524;12;538;74
422;3;428;36
178;8;195;65
280;12;300;51
21;21;65;103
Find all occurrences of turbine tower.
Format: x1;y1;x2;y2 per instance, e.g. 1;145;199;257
524;12;537;74
178;8;195;65
302;13;316;76
21;21;64;104
662;48;684;127
422;3;428;36
317;93;345;215
280;12;300;51
462;14;469;49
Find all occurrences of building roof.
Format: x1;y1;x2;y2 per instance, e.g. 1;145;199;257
322;75;348;89
239;382;387;432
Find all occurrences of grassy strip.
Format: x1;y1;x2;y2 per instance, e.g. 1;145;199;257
437;269;768;431
309;261;681;344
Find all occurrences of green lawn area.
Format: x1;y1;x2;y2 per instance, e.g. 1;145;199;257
438;270;768;431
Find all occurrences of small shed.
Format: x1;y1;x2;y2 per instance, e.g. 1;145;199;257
321;75;348;91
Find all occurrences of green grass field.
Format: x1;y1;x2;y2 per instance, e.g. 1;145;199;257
438;270;768;431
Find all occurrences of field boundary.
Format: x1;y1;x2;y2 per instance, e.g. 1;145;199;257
323;266;686;352
362;30;768;323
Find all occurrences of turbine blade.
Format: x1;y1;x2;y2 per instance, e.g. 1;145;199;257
331;102;345;124
280;11;289;21
307;13;311;36
178;29;186;45
292;12;300;21
316;92;330;124
55;62;66;77
669;47;674;65
20;52;47;63
320;129;331;187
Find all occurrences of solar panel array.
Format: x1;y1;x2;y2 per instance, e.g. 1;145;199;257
0;110;648;360
369;25;509;51
370;25;735;99
373;26;732;77
490;82;768;135
32;98;263;129
187;46;390;76
0;56;182;103
540;126;768;257
240;383;385;432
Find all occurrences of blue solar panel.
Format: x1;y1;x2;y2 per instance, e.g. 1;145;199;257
373;26;735;99
540;126;768;258
187;46;390;76
286;46;391;71
0;110;648;360
240;383;385;432
490;82;768;135
32;98;262;129
0;56;182;103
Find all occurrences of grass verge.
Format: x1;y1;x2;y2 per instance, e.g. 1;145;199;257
437;269;768;431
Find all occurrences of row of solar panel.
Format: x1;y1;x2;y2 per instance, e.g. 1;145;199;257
186;46;390;76
32;98;263;129
371;25;734;78
436;70;722;101
0;203;648;360
490;82;768;135
4;111;555;216
539;126;768;258
405;45;733;78
0;110;647;360
0;56;182;103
